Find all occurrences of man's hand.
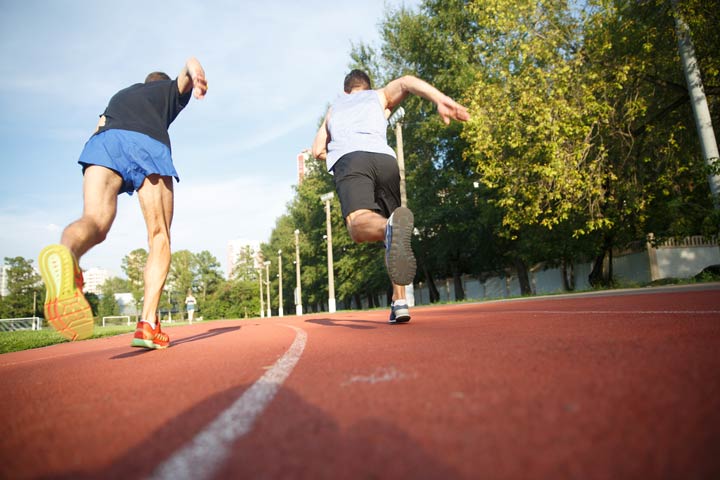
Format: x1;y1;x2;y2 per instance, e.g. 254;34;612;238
178;57;208;99
186;57;208;99
437;95;470;124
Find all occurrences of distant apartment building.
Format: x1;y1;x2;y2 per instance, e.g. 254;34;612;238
83;267;114;295
296;148;322;185
0;264;8;297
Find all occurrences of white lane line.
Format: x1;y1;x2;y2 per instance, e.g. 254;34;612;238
149;324;307;480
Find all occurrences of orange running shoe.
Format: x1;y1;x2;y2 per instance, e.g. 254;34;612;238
38;244;94;341
131;321;170;349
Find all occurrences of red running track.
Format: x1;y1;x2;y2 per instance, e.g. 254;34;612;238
1;284;719;479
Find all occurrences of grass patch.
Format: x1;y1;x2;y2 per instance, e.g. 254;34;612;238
0;320;213;355
0;324;138;354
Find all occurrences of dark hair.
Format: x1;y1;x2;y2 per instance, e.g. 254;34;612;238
145;71;171;83
343;69;372;93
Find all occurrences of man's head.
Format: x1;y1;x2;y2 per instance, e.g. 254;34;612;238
344;69;372;93
145;71;171;83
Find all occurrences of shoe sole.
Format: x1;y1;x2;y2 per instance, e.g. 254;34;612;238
131;332;169;350
388;317;411;324
131;338;169;349
38;245;94;341
131;338;155;349
389;311;411;324
387;207;417;286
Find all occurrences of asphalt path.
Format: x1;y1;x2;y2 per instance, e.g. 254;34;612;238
1;284;719;479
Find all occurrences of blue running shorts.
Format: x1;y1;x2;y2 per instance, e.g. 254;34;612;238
78;129;179;195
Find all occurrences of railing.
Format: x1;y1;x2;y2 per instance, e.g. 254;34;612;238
0;317;43;331
656;235;718;248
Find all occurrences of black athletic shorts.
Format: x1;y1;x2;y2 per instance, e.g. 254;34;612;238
331;151;401;219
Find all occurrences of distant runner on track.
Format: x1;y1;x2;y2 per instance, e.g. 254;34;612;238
38;57;208;348
312;70;469;323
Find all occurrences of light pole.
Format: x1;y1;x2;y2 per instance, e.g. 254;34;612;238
257;267;264;318
672;1;719;207
294;229;302;316
388;106;415;306
320;191;336;313
264;260;271;318
277;249;284;317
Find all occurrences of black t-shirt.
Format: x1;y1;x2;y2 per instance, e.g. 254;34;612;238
96;78;192;151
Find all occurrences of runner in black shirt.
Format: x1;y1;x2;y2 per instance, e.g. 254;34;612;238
38;57;208;349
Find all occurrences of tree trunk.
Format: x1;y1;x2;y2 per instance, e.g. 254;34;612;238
561;258;575;291
513;257;532;295
353;294;362;310
422;263;441;303
452;266;465;301
589;235;613;287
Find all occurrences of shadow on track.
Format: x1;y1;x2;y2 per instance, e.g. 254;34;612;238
305;318;379;330
110;326;242;359
37;385;461;479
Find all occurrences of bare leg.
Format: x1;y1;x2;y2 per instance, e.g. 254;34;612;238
345;209;387;243
346;209;408;302
137;175;174;324
392;283;406;302
61;166;122;259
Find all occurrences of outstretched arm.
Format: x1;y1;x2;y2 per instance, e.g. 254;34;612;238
177;57;208;99
379;75;470;124
312;110;331;161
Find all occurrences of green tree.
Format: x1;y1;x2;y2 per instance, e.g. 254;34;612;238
230;245;260;282
168;250;194;297
0;257;42;319
97;277;130;319
121;249;147;309
193;250;223;301
203;278;258;320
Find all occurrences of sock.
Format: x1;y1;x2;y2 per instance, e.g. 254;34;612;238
142;319;156;329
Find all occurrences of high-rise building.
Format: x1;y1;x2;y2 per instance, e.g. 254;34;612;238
0;264;9;297
297;149;311;185
83;267;114;295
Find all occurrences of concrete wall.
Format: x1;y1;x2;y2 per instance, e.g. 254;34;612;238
410;236;719;306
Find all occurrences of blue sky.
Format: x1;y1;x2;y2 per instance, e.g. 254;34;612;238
0;0;419;277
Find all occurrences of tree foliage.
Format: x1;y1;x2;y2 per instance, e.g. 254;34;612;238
0;257;42;319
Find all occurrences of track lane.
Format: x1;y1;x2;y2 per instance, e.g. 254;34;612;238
1;284;718;479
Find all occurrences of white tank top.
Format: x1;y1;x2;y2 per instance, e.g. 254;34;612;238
326;90;396;171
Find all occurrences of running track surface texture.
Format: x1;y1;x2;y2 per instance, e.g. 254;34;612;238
1;284;719;480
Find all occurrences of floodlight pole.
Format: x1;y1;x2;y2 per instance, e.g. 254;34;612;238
257;268;264;318
321;192;336;313
388;107;415;306
264;260;271;318
277;250;284;317
294;229;303;316
673;1;719;207
389;107;408;207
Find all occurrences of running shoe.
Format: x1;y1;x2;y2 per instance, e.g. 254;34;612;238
131;321;170;349
385;207;416;286
38;244;94;341
389;301;411;324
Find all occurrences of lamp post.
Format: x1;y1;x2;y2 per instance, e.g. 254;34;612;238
264;260;271;318
277;249;284;317
320;192;336;313
257;267;264;318
294;229;302;316
388;106;415;306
